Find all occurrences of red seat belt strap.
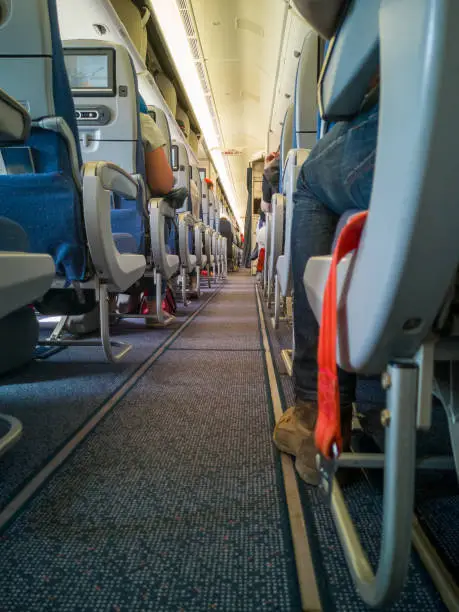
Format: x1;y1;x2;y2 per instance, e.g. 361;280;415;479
315;211;368;459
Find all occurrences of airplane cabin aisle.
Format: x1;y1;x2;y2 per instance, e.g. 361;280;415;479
0;272;303;611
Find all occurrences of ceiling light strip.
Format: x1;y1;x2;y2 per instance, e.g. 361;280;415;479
148;0;241;225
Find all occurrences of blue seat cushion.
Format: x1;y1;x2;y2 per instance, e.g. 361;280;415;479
111;199;145;254
0;172;87;281
113;233;138;255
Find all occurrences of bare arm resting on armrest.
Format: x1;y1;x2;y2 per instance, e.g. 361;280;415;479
140;113;175;196
292;0;346;39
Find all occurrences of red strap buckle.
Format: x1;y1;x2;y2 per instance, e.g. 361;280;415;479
315;211;368;459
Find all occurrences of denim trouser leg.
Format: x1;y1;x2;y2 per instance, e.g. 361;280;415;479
291;107;378;404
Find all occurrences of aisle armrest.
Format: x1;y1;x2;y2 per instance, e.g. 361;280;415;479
0;252;55;319
82;162;146;292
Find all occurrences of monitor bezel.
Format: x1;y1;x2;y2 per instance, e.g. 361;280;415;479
64;48;117;97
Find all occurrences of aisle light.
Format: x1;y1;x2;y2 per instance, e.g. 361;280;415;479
148;0;241;225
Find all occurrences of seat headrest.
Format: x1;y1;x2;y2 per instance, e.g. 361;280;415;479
319;0;380;120
294;32;318;149
291;0;344;39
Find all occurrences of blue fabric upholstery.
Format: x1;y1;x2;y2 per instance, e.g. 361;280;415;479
111;203;145;254
0;0;88;282
0;172;86;280
47;0;82;168
109;59;146;256
139;95;148;114
113;233;138;255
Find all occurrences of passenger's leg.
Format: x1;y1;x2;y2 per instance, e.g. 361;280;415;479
274;108;378;484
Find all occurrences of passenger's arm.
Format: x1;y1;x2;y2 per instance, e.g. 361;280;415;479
145;147;175;196
140;113;175;196
293;0;345;39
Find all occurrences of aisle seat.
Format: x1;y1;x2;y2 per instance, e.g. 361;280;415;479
0;0;146;362
172;141;200;302
0;88;55;455
273;32;317;326
294;0;459;607
64;39;183;323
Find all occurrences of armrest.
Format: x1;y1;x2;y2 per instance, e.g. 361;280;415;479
33;117;82;191
0;88;31;143
179;211;196;227
163;187;189;210
0;252;55;319
95;163;138;200
82;162;146;291
149;197;177;219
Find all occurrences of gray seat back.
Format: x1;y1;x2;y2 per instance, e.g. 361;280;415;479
172;141;191;213
332;0;459;372
148;105;172;165
295;31;319;149
64;40;138;173
318;0;380;121
280;104;294;174
0;0;54;120
191;165;202;215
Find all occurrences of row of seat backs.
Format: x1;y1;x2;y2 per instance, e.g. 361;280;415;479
279;31;319;191
63;40;202;256
63;38;149;255
0;0;88;281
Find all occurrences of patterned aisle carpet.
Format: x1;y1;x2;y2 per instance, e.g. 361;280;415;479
0;273;302;611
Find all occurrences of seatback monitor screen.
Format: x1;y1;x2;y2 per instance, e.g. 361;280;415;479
64;49;116;96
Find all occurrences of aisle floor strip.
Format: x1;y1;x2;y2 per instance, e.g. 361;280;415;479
256;286;322;612
0;287;221;532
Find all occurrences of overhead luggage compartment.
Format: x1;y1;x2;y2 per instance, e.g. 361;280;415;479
109;0;151;63
155;72;178;116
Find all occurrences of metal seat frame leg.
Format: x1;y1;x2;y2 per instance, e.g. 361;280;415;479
0;414;23;458
324;362;417;608
39;282;132;363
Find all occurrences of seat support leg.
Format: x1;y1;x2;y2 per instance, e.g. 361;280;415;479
39;284;132;362
324;362;417;608
98;283;132;362
272;274;281;330
181;267;188;306
196;266;201;298
433;360;459;481
0;414;23;458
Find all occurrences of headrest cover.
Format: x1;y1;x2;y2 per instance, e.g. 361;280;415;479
291;0;345;39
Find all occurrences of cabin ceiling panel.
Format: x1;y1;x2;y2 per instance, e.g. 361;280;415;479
191;0;286;217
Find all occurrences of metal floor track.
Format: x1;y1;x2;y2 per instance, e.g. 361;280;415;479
0;272;305;612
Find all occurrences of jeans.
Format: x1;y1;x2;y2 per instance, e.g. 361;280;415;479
291;106;378;404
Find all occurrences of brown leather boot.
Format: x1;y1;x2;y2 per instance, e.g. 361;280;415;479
273;399;318;457
295;403;353;486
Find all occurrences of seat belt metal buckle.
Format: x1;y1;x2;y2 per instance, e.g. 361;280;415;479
317;442;339;502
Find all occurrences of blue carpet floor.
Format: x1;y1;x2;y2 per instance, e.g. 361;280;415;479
0;274;301;611
0;287;211;512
